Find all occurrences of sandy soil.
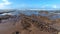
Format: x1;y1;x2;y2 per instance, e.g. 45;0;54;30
0;19;53;34
0;13;58;34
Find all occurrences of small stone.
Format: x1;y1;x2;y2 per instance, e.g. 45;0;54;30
12;31;19;34
58;32;60;34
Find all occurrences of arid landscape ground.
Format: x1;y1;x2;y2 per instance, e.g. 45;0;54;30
0;10;60;34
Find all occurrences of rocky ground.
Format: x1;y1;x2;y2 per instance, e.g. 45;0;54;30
0;13;59;34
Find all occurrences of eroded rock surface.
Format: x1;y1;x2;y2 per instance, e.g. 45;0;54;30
0;13;59;34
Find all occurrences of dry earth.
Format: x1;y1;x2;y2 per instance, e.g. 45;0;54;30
0;14;59;34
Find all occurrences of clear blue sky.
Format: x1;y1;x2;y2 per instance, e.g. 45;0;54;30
0;0;60;10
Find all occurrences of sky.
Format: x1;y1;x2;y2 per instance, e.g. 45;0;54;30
0;0;60;10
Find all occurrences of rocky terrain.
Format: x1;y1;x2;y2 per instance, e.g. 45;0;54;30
0;11;60;34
